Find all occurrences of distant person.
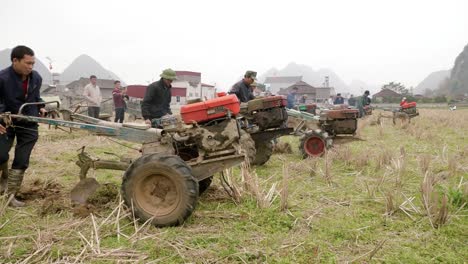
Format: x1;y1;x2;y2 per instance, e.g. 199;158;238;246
250;81;257;95
299;94;307;104
229;70;256;102
333;93;344;105
357;90;370;117
0;45;47;207
400;97;407;107
112;80;128;123
287;87;298;109
83;75;102;118
141;68;176;126
348;95;356;107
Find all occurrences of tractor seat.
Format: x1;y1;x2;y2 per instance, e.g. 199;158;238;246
122;122;151;130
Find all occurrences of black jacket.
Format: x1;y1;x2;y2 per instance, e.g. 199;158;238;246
229;80;254;103
0;66;43;116
141;78;172;120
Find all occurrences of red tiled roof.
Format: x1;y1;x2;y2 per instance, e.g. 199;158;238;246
126;85;186;98
172;87;186;97
373;88;401;98
126;85;147;99
176;71;201;77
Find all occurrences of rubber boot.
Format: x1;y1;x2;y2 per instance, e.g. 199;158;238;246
0;162;7;194
7;169;26;207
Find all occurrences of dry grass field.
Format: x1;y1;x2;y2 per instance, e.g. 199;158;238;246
0;108;467;263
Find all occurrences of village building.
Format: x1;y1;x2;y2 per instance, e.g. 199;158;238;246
264;76;302;95
278;81;334;103
372;88;402;103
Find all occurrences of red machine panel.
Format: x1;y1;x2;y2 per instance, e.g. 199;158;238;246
401;102;417;109
180;94;240;124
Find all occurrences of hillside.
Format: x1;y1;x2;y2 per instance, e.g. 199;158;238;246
415;70;450;94
447;44;468;95
434;43;468;97
59;54;123;85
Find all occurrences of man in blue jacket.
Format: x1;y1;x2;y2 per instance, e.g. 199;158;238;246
0;46;46;207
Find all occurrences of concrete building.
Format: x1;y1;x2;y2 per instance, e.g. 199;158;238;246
278;81;316;104
264;76;302;95
277;81;334;103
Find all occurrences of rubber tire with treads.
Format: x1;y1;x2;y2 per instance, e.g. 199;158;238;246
393;112;410;125
121;154;199;227
239;130;257;165
252;140;273;166
198;176;213;195
299;130;333;158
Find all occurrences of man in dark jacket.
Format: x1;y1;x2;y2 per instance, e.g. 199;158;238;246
229;71;256;102
287;87;298;109
0;45;46;207
141;68;176;126
357;90;371;117
333;93;344;105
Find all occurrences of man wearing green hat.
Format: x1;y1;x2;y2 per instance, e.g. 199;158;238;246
229;70;256;102
141;68;177;125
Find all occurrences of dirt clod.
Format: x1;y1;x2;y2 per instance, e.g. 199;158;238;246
86;183;119;207
273;142;292;154
18;178;62;201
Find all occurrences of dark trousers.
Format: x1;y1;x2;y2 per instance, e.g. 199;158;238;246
114;108;125;123
88;106;100;119
0;122;39;170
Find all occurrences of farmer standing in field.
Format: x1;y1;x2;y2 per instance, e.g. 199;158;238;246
141;68;176;127
357;90;371;117
229;70;257;103
0;45;47;207
83;75;102;118
112;80;128;123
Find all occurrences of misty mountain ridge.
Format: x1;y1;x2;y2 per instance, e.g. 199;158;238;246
0;49;123;86
259;62;376;95
415;70;450;94
59;54;123;85
430;43;468;97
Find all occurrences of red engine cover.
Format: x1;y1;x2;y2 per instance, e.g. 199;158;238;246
262;95;287;108
180;94;240;124
401;102;417;109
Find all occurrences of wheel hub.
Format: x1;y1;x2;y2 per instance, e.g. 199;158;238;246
135;174;180;217
304;136;325;156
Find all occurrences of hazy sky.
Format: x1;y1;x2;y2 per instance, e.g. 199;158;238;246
1;0;467;90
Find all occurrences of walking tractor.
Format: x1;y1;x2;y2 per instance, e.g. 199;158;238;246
1;97;257;227
286;105;360;158
237;95;293;165
392;101;419;124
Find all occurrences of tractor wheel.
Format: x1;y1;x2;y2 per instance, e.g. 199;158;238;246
198;176;213;195
238;130;257;165
299;130;333;158
393;112;409;125
121;154;199;227
252;140;273;166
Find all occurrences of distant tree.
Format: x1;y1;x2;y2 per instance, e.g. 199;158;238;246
433;95;447;103
382;81;409;95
